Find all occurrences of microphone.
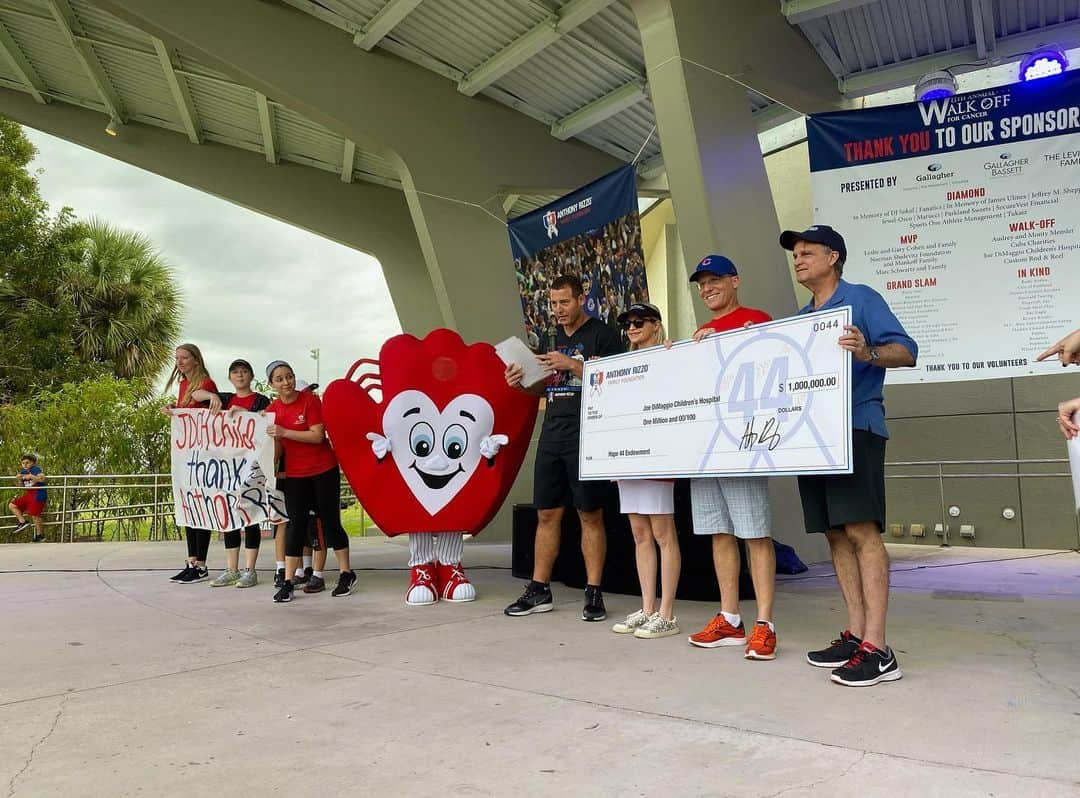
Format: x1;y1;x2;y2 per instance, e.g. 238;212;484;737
546;328;557;353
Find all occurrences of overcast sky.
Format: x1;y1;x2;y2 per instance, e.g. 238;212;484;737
24;127;401;395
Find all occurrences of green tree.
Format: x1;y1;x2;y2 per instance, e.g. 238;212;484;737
67;218;184;382
0;119;89;401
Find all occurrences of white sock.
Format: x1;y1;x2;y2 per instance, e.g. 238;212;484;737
434;531;464;565
721;611;742;628
303;555;312;569
295;567;304;577
313;570;323;578
275;560;285;571
757;619;775;632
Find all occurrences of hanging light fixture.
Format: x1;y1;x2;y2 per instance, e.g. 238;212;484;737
914;70;958;102
1019;46;1069;81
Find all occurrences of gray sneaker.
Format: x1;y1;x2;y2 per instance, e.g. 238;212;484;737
634;613;681;639
612;609;650;634
235;569;258;588
210;569;240;587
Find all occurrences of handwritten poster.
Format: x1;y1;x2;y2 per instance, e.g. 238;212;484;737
170;409;286;531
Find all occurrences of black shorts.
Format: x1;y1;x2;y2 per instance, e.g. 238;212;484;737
797;429;886;534
533;439;607;512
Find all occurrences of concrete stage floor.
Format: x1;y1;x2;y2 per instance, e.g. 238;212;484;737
1;539;1079;797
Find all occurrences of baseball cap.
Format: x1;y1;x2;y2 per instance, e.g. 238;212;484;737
265;359;291;380
779;224;847;262
689;255;738;282
616;302;662;324
228;358;253;374
297;379;319;393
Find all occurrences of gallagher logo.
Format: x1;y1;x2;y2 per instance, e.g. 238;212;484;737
915;162;955;182
543;210;558;239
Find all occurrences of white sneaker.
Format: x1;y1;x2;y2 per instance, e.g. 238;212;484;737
209;569;240;587
634;613;681;639
612;609;650;634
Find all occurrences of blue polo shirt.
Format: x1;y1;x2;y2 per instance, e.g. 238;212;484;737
798;279;917;439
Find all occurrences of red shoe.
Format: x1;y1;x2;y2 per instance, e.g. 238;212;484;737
436;561;476;602
405;564;438;606
688;614;746;648
744;621;777;660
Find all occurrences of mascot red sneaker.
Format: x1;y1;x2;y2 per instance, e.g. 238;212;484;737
323;330;538;605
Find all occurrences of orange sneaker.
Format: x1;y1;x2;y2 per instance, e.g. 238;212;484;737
745;621;777;660
688;614;746;648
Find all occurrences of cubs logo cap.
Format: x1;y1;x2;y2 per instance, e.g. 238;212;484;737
689;255;738;282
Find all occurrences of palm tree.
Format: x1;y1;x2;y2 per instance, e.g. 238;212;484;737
67;218;184;382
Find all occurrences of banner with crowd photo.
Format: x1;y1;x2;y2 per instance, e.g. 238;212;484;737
170;409;286;531
806;70;1080;384
508;165;649;352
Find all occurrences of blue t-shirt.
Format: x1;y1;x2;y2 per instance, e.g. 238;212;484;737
20;466;47;502
798;279;917;439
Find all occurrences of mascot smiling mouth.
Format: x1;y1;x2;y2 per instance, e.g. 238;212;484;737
410;462;465;490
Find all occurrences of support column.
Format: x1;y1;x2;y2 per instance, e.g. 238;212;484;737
631;0;832;561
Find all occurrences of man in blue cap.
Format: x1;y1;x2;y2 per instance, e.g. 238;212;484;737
779;224;917;688
684;255;779;662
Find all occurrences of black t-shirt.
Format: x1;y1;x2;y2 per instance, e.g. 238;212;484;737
540;316;623;444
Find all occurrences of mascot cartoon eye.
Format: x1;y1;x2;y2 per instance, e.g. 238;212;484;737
409;422;435;457
443;424;468;460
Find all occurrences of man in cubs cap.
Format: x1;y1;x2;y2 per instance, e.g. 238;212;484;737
684;253;778;661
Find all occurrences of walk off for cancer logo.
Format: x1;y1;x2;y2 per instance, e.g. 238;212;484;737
543;210;558;239
589;370;604;396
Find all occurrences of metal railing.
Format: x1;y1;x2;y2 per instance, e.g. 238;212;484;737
1;474;367;543
884;458;1074;546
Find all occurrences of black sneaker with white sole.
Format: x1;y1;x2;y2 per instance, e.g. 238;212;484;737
830;642;903;687
178;565;208;584
273;581;294;603
582;585;606;622
504;582;553;616
170;564;194;583
807;630;862;668
332;570;358;597
13;521;30;534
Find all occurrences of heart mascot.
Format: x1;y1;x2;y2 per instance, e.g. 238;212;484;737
323;329;538;605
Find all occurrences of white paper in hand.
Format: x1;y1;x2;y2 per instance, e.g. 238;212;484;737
1069;411;1080;512
495;336;551;388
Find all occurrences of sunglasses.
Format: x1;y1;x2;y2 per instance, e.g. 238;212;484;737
621;318;655;330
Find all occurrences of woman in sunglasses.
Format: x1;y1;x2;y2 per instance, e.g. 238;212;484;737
610;302;682;639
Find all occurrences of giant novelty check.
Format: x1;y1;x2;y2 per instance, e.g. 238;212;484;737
579;308;853;479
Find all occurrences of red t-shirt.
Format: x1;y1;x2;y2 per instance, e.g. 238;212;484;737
177;378;218;408
698;306;772;334
227;393;260;411
267;391;337;478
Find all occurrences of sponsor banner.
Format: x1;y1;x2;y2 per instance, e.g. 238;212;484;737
170;409;285;531
807;72;1080;383
508;165;649;351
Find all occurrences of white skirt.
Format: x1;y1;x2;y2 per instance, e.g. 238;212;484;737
617;479;675;516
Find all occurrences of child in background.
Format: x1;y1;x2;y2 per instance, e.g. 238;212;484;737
11;453;47;542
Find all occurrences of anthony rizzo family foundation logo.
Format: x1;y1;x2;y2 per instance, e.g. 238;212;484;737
984;151;1028;178
589;370;605;396
541;195;595;240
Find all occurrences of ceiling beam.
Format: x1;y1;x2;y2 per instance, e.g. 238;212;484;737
0;22;47;104
353;0;425;50
840;18;1080;96
341;137;355;182
458;0;616;96
45;0;124;121
255;91;278;164
551;79;647;140
781;0;878;25
970;0;996;59
151;37;201;143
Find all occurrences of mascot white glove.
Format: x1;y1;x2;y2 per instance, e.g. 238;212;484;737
366;432;391;461
479;434;509;461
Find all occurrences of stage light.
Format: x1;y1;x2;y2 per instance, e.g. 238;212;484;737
105;118;120;137
1019;47;1068;81
914;70;958;102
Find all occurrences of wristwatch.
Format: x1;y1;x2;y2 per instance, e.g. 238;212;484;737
868;346;880;362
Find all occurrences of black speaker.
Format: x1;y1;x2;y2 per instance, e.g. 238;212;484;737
511;479;755;601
